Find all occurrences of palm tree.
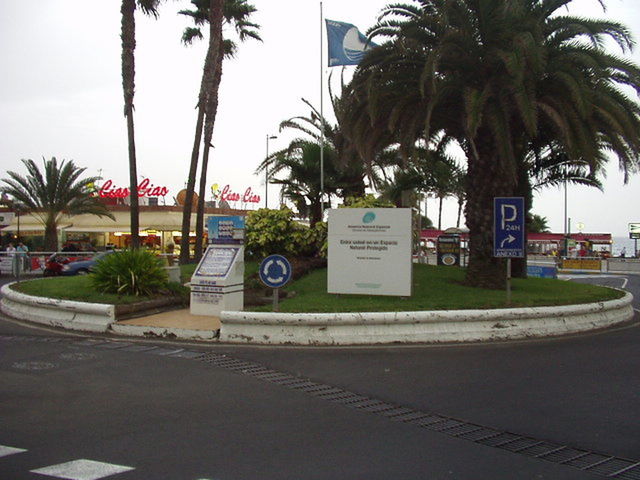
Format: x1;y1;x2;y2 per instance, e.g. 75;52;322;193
121;0;161;250
178;0;223;264
178;0;261;263
352;0;640;288
529;214;550;234
260;140;340;226
274;96;369;203
1;158;114;251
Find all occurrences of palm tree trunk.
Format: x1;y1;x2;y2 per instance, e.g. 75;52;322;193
438;196;443;230
179;0;224;265
464;138;515;289
456;199;463;228
121;0;140;249
310;196;322;227
195;43;223;262
44;218;58;252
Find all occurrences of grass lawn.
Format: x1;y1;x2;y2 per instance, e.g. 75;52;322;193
11;260;261;305
250;264;624;313
10;263;623;311
11;275;153;305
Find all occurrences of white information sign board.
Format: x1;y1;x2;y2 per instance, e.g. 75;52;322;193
327;208;412;296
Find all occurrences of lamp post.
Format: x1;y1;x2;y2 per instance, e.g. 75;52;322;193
265;134;277;208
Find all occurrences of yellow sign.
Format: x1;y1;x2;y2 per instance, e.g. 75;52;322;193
561;259;601;270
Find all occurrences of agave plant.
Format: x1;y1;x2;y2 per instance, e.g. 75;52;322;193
91;249;168;297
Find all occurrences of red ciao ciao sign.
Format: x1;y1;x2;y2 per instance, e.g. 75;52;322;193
99;178;169;199
219;185;260;204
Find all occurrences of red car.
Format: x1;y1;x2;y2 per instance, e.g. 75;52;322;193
43;253;85;276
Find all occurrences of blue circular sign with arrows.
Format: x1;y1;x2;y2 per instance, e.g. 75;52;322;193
259;255;292;288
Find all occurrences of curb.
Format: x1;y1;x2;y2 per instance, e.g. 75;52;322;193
1;282;635;346
220;292;635;345
0;283;114;333
110;323;219;341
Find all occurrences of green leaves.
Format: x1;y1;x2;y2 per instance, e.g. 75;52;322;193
245;208;327;259
90;249;169;297
1;157;115;250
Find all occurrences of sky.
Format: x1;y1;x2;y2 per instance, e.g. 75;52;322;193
0;0;638;241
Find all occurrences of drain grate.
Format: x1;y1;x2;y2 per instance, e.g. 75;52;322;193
197;352;640;479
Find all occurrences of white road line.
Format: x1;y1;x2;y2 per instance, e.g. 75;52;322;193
0;445;27;458
30;459;134;480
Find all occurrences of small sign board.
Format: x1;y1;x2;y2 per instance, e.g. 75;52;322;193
259;255;292;289
0;212;15;226
437;235;461;266
493;197;525;258
629;223;640;234
207;216;245;245
194;247;239;278
630;232;640;240
527;265;558;279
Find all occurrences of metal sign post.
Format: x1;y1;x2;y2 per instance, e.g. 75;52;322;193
259;255;292;312
494;197;525;304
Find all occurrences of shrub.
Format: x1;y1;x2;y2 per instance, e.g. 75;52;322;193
91;249;169;297
341;194;394;208
246;208;300;258
292;221;327;258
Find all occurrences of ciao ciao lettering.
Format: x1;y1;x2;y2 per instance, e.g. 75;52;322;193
218;185;261;204
98;178;169;199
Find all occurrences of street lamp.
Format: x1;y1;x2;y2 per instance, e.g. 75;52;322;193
265;134;277;208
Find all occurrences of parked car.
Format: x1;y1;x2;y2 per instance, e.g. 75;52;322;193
43;253;81;276
60;250;114;276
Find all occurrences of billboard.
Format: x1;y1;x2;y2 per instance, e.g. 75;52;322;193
327;208;412;296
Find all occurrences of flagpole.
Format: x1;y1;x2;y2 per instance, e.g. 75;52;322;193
320;1;325;215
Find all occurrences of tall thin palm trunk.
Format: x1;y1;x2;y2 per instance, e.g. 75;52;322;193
195;49;224;261
456;199;463;228
179;0;224;265
121;0;140;249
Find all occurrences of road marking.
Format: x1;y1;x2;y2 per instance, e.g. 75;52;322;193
561;274;629;290
30;459;134;480
12;361;57;371
0;445;27;458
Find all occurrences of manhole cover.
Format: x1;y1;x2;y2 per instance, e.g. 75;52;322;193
12;361;57;371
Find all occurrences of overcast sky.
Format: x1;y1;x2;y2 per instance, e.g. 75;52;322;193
0;0;638;239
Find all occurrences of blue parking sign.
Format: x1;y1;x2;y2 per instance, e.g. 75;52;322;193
494;197;525;258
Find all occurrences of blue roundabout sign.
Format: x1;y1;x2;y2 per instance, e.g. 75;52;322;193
259;255;292;289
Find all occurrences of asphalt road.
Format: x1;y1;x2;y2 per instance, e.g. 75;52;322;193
0;273;638;480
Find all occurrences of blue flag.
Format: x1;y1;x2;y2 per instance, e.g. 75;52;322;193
325;19;377;67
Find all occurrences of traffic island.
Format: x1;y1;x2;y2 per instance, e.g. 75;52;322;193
219;292;634;345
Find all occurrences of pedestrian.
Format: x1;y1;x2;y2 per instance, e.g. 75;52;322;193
6;242;16;254
17;242;29;271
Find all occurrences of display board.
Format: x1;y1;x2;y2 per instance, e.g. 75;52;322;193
194;247;239;277
327;208;412;296
207;216;245;245
191;215;245;316
437;235;461;266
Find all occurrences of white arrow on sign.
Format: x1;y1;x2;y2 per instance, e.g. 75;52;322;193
500;234;516;248
264;259;288;284
262;260;274;276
